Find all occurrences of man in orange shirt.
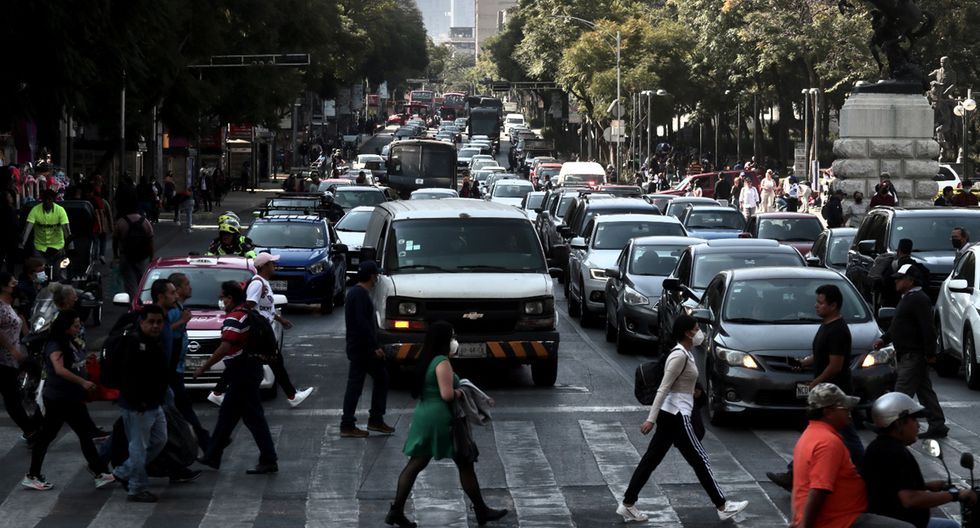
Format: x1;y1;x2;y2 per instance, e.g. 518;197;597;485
791;383;913;528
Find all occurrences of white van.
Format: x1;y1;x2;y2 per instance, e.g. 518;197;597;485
504;113;526;136
556;161;606;188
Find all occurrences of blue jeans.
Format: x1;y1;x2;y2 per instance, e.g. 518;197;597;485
927;518;959;528
114;407;167;495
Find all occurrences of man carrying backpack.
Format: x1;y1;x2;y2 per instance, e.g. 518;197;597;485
194;281;278;475
113;205;154;299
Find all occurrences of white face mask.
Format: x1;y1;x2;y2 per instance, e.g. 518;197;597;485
692;329;706;347
449;338;459;357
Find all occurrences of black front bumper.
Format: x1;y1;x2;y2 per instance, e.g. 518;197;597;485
378;329;559;364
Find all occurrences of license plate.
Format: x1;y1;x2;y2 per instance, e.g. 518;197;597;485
415;178;425;185
184;356;206;369
457;343;486;359
796;383;810;399
350;257;360;265
270;280;288;291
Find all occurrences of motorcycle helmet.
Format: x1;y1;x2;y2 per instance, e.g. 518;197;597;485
323;192;335;205
217;211;240;225
218;219;241;235
871;392;925;429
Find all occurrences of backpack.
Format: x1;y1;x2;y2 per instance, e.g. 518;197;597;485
100;310;141;389
243;308;280;364
634;351;687;405
121;215;153;261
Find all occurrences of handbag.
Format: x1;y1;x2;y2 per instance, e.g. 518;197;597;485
85;356;120;402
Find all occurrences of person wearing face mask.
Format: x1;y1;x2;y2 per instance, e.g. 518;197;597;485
767;285;865;491
617;315;749;522
951;227;971;265
845;191;868;228
386;321;507;528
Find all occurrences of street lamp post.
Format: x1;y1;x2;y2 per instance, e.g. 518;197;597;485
954;90;977;168
640;89;668;173
725;90;741;164
801;89;810;180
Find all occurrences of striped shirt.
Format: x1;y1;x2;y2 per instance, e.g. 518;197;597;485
220;305;250;360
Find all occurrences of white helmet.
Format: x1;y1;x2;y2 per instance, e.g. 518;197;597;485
871;392;925;429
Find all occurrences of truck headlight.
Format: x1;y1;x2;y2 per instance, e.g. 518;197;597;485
308;260;327;274
524;300;544;315
716;347;762;370
398;302;418;316
589;268;607;280
623;286;649;306
861;346;895;368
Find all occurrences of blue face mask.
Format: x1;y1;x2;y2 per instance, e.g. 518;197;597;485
35;271;47;284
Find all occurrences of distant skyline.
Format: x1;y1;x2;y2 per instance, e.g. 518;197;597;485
413;0;474;42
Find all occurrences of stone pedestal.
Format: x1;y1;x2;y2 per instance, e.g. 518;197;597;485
832;92;940;207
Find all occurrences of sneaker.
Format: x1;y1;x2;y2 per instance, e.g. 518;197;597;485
169;469;202;483
127;490;159;503
367;421;396;435
208;392;224;406
717;500;749;521
288;387;314;408
766;470;793;492
94;473;116;489
91;428;111;441
616;503;648;522
21;474;53;491
340;426;369;438
245;463;279;475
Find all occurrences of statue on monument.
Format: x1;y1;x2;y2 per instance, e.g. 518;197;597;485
838;0;936;90
928;58;960;162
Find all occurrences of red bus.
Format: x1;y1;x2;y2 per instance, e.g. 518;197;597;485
440;92;466;120
408;90;435;113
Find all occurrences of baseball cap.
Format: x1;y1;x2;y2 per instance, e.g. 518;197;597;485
808;383;860;410
358;260;380;275
894;263;922;283
253;253;280;268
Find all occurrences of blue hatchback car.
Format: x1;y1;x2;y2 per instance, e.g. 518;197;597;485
246;215;348;313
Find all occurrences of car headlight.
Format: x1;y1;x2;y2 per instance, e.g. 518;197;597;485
59;258;71;269
861;345;895;368
589;268;607;280
715;346;762;370
397;302;418;316
623;286;649;306
308;260;327;274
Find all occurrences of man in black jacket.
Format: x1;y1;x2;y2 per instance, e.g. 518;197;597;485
340;260;393;438
873;264;947;438
112;304;170;502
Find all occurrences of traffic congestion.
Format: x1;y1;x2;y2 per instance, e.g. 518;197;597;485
2;93;980;527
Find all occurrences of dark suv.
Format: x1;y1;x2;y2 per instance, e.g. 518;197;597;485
846;207;980;306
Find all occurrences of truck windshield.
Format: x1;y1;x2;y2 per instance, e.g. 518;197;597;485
386;218;547;273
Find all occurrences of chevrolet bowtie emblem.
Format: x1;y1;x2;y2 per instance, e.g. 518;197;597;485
462;312;484;320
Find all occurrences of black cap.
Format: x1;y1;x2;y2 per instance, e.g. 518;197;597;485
358;260;379;276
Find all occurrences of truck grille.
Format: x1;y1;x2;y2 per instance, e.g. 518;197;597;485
424;299;520;334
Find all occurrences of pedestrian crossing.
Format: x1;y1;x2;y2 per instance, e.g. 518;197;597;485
0;411;974;527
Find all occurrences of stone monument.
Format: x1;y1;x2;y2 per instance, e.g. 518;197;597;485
831;0;940;207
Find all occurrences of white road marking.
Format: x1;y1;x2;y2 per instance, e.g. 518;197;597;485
305;425;361;527
0;433;85;528
494;421;575;527
198;425;283;528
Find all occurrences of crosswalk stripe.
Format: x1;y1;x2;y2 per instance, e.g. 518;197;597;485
494;421;575;527
579;419;681;525
702;430;790;526
198;424;283;528
305;425;360;527
0;433;85;528
413;460;469;527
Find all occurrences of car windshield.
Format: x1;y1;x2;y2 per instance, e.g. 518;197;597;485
692;252;804;289
723;278;870;323
667;200;713;217
758;218;823;241
459;148;481;158
671;176;695;191
139;267;253;308
493;184;533;198
335;210;372;231
538;168;560;179
524;194;545;209
828;235;852;266
685;210;746;230
556;196;575;217
593;222;686;249
630;245;688;276
890;216;980;252
363;161;383;170
386;218;546;273
334;189;385;209
411;191;457;200
248;222;327;249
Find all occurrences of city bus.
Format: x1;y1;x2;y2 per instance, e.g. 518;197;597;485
408;89;435;114
385;139;457;198
440;92;467;120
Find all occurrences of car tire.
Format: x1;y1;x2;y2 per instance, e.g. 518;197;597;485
579;282;599;327
615;323;632;355
567;284;581;318
706;374;730;426
531;357;558;387
604;312;616;343
965;331;980;390
563;268;571;298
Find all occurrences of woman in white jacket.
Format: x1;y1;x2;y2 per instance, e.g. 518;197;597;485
616;315;749;522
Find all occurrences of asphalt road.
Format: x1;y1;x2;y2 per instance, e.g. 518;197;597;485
1;129;978;527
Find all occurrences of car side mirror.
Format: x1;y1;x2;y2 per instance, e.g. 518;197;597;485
604;267;621;279
332;243;349;254
948;279;971;293
548;267;563;279
272;294;288;306
112;293;131;307
570;237;587;250
691;308;712;324
662;277;680;291
805;256;821;267
877;307;896;321
360;246;377;262
857;240;876;256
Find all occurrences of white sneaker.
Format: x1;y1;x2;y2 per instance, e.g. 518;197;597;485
208;392;224;406
616;503;649;522
288;387;314;408
717;500;748;521
94;473;116;489
21;475;53;491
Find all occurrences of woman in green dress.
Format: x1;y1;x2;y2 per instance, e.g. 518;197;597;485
386;321;507;527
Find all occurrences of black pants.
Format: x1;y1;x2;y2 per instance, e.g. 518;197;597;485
214;354;296;399
895;352;946;431
624;410;726;507
170;377;210;451
0;365;35;435
30;398;107;477
205;357;277;465
341;355;388;428
200;190;212;212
